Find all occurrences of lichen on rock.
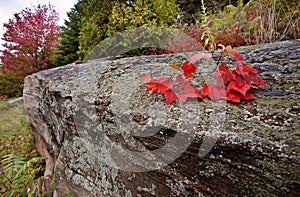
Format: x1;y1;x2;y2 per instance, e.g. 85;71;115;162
24;40;300;196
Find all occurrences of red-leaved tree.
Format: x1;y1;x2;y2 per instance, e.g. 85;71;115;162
0;3;60;78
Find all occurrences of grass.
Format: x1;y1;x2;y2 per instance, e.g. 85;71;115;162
0;99;70;196
0;100;48;196
0;100;36;159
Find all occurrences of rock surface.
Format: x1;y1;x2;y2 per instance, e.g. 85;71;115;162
7;97;23;108
24;40;300;196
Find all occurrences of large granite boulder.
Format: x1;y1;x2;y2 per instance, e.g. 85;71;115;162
24;40;299;196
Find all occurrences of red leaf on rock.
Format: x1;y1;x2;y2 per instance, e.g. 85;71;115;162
227;80;251;96
237;61;244;76
226;90;255;102
216;62;232;85
177;89;203;102
140;73;152;82
156;76;169;83
224;45;243;61
225;90;242;102
146;81;160;92
165;89;178;104
233;65;266;88
202;84;226;101
145;76;174;93
157;76;174;93
175;74;185;84
176;74;203;102
236;63;259;74
181;61;198;78
189;53;212;63
245;72;267;87
241;92;255;100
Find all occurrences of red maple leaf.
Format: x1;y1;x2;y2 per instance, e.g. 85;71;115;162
189;53;212;63
175;74;203;102
165;89;178;104
226;90;242;102
226;80;251;96
157;77;174;94
140;73;152;82
223;46;243;61
145;76;174;93
247;73;266;87
236;63;259;75
226;90;255;102
242;92;255;100
146;81;160;93
233;65;266;87
142;75;178;104
240;71;266;87
202;84;226;101
181;61;198;78
215;62;232;85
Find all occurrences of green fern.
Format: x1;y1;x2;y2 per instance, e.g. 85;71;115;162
0;154;48;197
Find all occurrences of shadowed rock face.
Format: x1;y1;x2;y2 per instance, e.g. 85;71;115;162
24;40;299;196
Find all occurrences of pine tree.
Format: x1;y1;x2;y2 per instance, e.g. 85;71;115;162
52;0;89;66
77;0;113;61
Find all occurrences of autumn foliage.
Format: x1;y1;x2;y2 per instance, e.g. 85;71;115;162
141;46;266;104
0;4;60;97
1;4;60;73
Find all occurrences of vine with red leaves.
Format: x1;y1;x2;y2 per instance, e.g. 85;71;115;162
140;46;266;104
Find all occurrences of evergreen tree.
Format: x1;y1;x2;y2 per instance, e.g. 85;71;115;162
55;0;180;63
52;0;89;66
77;0;113;60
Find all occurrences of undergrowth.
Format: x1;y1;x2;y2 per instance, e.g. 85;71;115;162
0;101;51;196
177;0;299;51
0;101;35;158
0;154;48;196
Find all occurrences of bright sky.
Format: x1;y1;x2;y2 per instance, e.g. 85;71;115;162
0;0;78;52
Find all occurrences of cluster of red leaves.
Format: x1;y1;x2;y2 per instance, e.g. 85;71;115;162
141;73;204;104
141;46;266;104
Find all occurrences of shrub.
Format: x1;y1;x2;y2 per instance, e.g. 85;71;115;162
106;0;178;37
0;102;50;196
87;0;179;57
195;0;256;49
0;71;23;98
163;0;255;52
248;0;300;43
174;0;299;52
